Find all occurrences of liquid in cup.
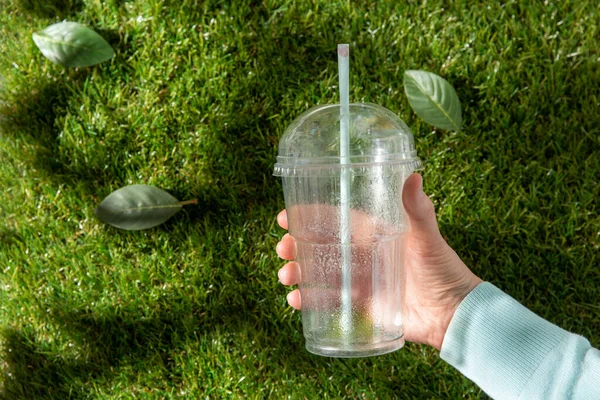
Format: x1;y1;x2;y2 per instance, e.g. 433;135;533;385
274;103;422;357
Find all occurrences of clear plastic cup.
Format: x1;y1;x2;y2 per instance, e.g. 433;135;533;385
274;103;422;358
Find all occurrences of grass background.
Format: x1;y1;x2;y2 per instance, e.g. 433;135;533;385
0;0;599;398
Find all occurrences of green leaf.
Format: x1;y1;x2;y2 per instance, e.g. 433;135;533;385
95;185;184;230
404;70;462;131
32;21;114;68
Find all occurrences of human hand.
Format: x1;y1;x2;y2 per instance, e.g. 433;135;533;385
276;173;482;350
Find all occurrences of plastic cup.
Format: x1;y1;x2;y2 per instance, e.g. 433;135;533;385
274;103;422;357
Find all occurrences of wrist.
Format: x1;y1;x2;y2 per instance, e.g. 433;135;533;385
430;275;483;350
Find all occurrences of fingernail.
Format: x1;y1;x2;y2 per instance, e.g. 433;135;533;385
277;268;284;283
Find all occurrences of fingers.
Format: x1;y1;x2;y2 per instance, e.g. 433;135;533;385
276;215;299;309
278;261;300;285
279;261;301;310
277;209;288;230
286;289;301;310
402;174;442;241
276;233;296;260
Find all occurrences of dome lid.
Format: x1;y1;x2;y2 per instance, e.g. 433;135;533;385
274;103;421;176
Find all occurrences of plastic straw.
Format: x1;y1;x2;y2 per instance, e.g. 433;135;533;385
337;44;352;338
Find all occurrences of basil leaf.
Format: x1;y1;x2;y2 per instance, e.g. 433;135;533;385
404;70;462;131
95;185;183;230
32;21;114;67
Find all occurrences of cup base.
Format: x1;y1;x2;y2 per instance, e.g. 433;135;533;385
305;336;404;358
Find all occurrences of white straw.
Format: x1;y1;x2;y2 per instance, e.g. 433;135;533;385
337;44;352;339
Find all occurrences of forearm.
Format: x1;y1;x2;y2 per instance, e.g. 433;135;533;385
440;283;600;399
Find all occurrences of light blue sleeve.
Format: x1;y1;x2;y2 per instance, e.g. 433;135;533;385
440;282;600;399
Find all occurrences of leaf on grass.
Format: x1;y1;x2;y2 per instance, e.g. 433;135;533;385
95;185;184;230
404;70;462;131
32;21;114;67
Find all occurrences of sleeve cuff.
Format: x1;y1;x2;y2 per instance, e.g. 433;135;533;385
440;282;570;398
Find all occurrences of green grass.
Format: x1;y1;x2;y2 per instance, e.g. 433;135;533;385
1;0;599;398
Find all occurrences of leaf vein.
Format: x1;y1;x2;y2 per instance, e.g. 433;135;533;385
110;203;181;212
409;73;460;131
34;33;91;50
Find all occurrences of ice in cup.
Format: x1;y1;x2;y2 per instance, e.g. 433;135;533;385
274;103;422;357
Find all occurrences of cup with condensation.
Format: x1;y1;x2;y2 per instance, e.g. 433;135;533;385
274;103;422;357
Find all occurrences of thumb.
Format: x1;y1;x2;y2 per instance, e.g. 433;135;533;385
402;174;442;241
